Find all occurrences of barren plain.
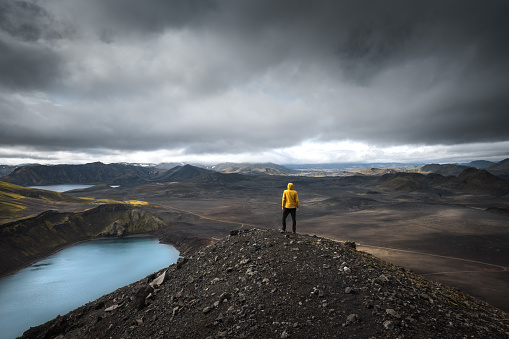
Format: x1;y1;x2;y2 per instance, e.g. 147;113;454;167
55;170;509;313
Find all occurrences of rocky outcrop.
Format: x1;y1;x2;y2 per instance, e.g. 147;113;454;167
99;209;166;237
21;229;509;338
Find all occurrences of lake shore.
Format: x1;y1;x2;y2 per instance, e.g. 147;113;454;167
0;234;162;279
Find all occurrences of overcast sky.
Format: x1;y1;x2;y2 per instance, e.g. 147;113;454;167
1;0;509;165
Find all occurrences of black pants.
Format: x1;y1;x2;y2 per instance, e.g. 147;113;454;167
282;208;297;232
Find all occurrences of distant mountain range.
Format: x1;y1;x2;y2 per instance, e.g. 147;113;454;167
283;162;424;170
420;159;509;179
377;168;509;195
1;159;508;186
210;162;297;175
0;163;244;187
461;160;495;169
1;162;158;186
484;158;509;179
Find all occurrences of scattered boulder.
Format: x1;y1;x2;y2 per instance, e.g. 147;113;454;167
149;271;167;288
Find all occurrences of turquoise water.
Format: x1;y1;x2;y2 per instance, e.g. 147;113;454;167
29;184;95;192
0;238;179;339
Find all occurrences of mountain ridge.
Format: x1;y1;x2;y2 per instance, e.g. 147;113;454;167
2;159;509;185
211;162;296;175
1;162;157;186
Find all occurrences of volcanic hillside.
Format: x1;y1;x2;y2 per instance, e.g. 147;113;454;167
444;168;509;195
2;162;157;186
22;229;509;339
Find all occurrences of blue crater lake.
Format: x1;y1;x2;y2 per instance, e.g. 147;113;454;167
29;184;95;192
0;238;179;339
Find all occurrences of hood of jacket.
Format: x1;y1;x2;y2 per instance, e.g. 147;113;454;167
287;183;294;190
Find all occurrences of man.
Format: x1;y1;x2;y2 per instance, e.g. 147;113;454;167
281;182;299;233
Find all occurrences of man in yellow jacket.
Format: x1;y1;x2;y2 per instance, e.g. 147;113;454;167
281;182;299;233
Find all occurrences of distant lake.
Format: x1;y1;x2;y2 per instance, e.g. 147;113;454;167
29;184;95;192
0;238;179;339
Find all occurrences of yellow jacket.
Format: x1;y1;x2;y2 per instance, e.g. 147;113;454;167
282;183;299;209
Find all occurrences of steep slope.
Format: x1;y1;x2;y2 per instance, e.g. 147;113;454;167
22;229;509;339
0;164;19;176
0;204;168;276
1;162;156;186
487;158;509;179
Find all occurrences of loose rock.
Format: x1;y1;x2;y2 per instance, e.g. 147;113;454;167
19;229;509;339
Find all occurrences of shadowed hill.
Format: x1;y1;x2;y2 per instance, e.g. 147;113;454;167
420;163;471;176
377;172;450;192
421;159;509;180
376;170;509;195
21;229;509;338
155;164;214;182
463;160;494;169
156;164;245;185
487;158;509;180
444;168;509;195
1;162;156;186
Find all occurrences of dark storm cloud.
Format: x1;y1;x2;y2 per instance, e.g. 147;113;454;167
0;1;64;90
1;0;509;162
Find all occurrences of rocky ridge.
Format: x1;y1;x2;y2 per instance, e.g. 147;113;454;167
22;229;509;338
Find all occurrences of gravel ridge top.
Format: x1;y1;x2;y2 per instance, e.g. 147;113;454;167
22;229;509;338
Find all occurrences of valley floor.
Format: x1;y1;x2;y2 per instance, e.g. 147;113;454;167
4;173;509;314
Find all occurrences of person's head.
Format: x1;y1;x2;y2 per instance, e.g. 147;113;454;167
287;183;294;190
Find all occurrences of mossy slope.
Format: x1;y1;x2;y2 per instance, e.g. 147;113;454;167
0;181;84;223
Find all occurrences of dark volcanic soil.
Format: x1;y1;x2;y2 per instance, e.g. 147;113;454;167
22;229;509;339
53;172;509;314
